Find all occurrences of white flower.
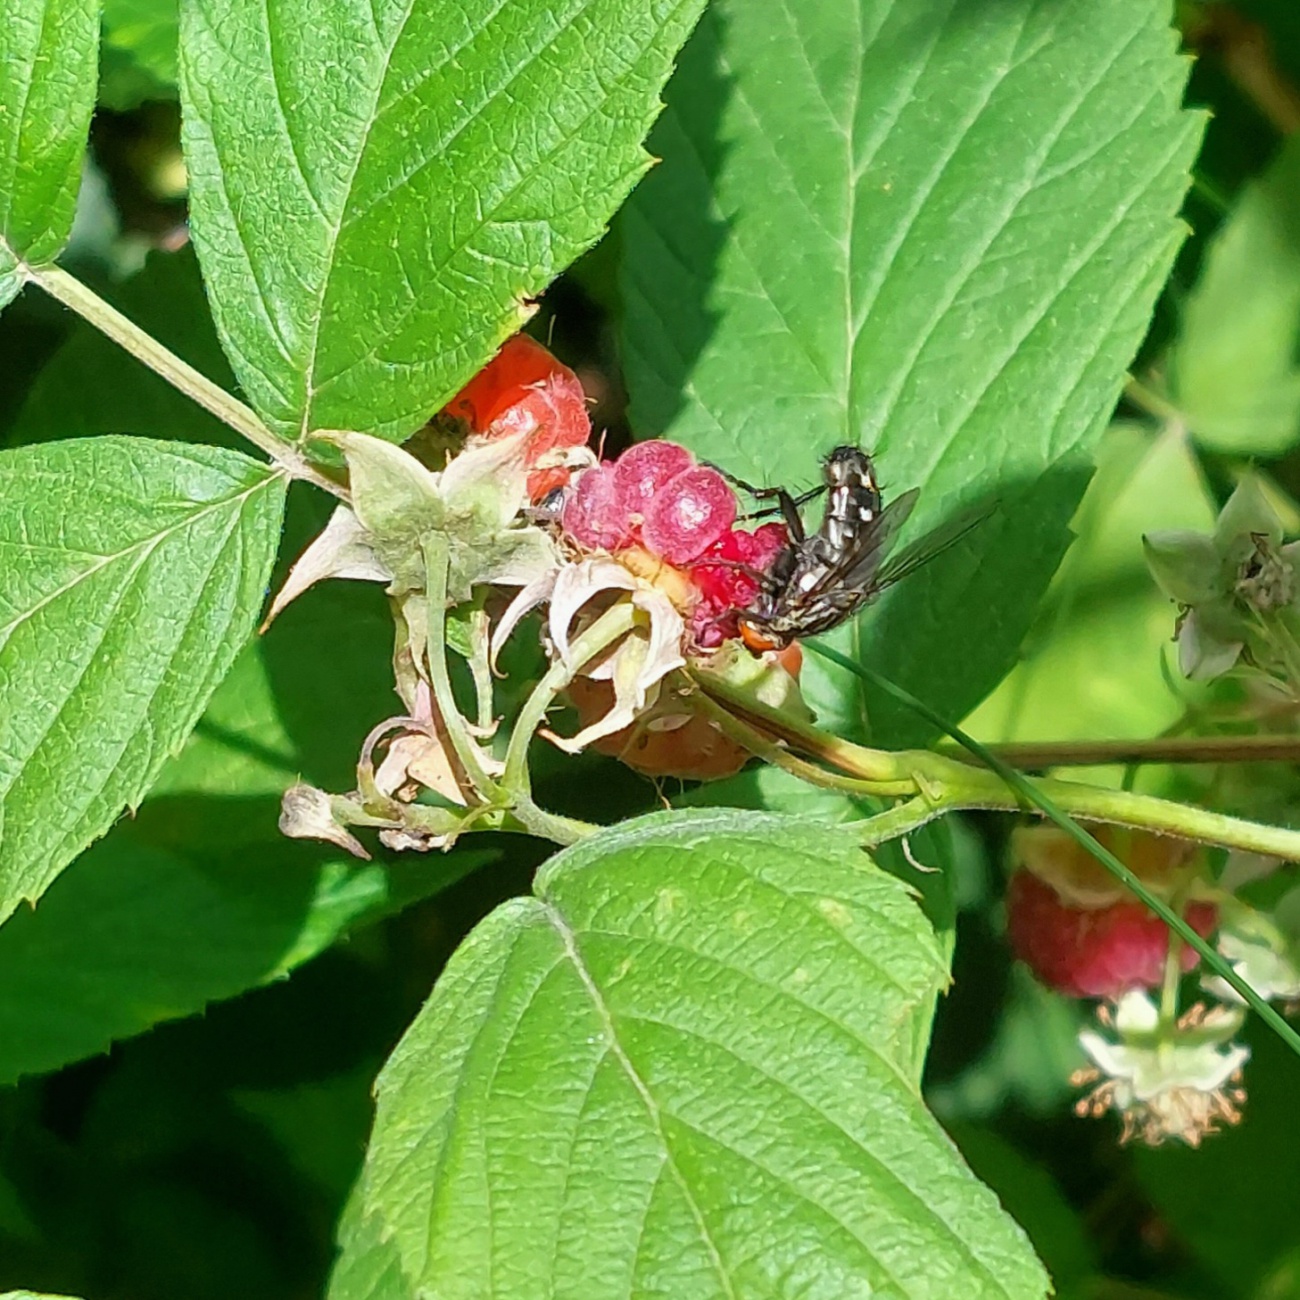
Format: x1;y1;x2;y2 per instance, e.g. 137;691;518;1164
1073;991;1249;1147
1203;928;1300;1005
492;556;686;752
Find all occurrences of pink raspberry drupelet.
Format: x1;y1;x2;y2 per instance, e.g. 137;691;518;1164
612;439;696;518
641;466;737;564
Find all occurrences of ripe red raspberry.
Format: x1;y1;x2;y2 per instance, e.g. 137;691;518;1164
640;465;737;565
690;523;788;647
1006;869;1218;999
556;442;790;651
441;334;591;499
612;440;695;519
561;463;629;551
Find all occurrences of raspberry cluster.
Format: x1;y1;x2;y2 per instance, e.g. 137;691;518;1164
442;335;793;652
562;440;788;648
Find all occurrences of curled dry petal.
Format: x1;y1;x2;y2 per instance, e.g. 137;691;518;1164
373;732;469;806
549;559;638;664
263;505;391;628
542;558;686;753
279;783;371;861
491;568;559;671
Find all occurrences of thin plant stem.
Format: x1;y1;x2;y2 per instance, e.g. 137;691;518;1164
807;638;1300;1062
697;656;1300;858
421;536;500;797
947;733;1300;768
691;670;914;791
1124;374;1185;428
467;608;497;734
687;687;882;797
28;263;347;500
500;603;639;796
506;795;599;845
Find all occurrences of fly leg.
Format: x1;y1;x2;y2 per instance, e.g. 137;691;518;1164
703;461;818;541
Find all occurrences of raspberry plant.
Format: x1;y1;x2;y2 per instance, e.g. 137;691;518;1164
5;1;1300;1298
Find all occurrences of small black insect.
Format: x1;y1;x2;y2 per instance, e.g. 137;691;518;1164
735;445;979;652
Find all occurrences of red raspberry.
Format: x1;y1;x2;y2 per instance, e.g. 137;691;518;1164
641;466;737;565
561;464;630;551
1006;870;1218;999
442;335;592;499
690;523;788;647
612;440;695;520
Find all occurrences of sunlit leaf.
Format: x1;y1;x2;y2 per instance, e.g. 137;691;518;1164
0;437;286;918
330;810;1047;1299
0;0;99;306
622;0;1202;743
179;0;706;442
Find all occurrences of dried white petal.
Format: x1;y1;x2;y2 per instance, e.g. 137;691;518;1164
263;506;390;628
549;559;638;665
278;783;371;861
491;569;558;671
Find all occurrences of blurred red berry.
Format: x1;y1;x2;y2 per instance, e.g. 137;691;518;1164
1006;869;1218;999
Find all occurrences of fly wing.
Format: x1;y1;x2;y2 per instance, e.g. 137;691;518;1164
866;500;993;594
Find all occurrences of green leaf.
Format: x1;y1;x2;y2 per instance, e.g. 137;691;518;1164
1171;133;1300;454
0;0;100;306
330;809;1048;1299
0;436;286;919
1;1293;85;1299
621;0;1202;744
179;0;706;443
0;814;490;1084
103;0;179;93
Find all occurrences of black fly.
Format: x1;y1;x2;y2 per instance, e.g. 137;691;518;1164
735;445;981;652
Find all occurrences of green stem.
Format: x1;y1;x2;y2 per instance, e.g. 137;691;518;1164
942;733;1300;768
28;263;346;500
1124;374;1185;428
807;638;1300;1063
467;607;497;734
500;602;639;796
853;797;942;847
912;757;1300;859
691;669;914;792
507;796;599;845
688;687;883;798
701;650;1300;859
421;536;500;798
